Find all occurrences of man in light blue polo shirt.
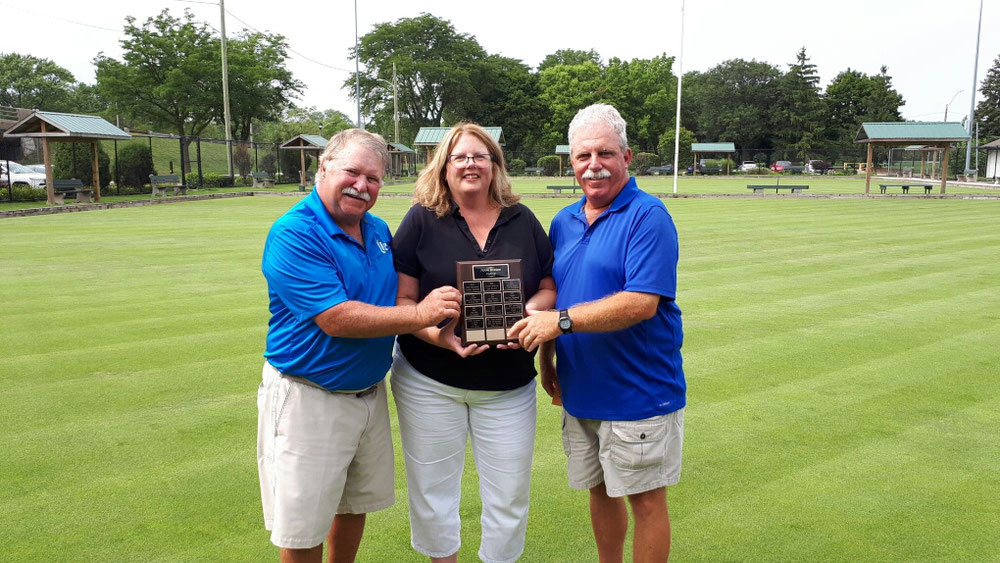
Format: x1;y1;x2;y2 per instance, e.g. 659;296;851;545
509;104;685;562
258;129;461;563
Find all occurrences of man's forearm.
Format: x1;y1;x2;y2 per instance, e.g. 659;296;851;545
315;300;426;338
568;291;659;333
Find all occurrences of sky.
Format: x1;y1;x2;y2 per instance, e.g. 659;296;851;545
3;0;997;132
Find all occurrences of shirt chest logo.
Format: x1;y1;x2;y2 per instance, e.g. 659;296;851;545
376;240;389;254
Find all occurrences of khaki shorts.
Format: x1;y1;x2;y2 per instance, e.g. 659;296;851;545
257;362;394;549
562;409;684;498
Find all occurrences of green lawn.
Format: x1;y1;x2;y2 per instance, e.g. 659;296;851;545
1;196;998;561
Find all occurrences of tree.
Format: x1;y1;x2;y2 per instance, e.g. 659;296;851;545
685;59;783;151
222;31;302;140
349;13;487;141
975;53;1000;141
537;49;601;72
823;66;904;152
95;9;300;171
463;56;545;155
537;62;604;150
657;127;698;168
775;47;824;160
601;55;676;151
0;53;76;110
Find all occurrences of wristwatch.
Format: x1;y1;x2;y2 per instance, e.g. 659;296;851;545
558;309;573;334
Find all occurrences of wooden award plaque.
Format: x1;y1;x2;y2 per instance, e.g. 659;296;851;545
456;259;524;346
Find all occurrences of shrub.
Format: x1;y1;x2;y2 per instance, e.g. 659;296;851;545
53;144;112;187
509;158;526;176
4;185;46;202
631;152;660;175
117;144;154;188
260;153;278;175
233;144;253;179
537;155;560;176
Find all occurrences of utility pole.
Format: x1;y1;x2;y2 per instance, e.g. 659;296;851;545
354;0;362;129
220;0;233;176
965;0;983;173
392;62;400;144
672;0;685;194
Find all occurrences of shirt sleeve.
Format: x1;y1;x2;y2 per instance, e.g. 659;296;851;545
623;205;678;300
262;224;348;322
391;205;424;278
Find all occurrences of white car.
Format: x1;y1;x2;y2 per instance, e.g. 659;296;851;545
740;161;759;172
0;161;46;189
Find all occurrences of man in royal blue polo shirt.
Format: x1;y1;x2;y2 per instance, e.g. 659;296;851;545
258;128;462;563
509;104;685;562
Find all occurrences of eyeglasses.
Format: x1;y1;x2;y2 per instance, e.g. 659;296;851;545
447;153;493;166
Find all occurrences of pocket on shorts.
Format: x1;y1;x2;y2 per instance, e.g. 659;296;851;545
271;376;292;437
561;411;571;457
610;417;667;470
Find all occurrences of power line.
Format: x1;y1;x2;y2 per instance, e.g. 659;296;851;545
223;8;355;74
0;2;119;32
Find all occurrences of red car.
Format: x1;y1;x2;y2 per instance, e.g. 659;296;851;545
771;160;792;172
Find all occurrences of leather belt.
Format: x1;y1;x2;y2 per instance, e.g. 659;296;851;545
282;374;379;398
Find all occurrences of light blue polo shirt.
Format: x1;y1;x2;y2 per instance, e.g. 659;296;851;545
550;177;685;420
262;190;397;390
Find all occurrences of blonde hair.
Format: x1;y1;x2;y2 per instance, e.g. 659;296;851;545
413;122;519;217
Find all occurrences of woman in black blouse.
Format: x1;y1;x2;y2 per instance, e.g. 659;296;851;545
391;123;555;562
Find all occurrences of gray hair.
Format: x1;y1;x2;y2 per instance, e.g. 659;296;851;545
567;104;628;152
319;128;390;170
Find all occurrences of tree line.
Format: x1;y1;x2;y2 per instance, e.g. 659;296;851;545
2;10;999;172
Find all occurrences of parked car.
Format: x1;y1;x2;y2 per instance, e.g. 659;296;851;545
648;164;675;175
740;161;759;172
26;164;46;174
771;161;805;173
0;161;46;189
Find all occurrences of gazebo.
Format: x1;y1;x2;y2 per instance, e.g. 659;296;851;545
555;145;570;176
976;138;1000;183
855;122;970;194
1;111;130;204
690;142;736;175
388;142;417;177
414;127;504;162
279;134;327;190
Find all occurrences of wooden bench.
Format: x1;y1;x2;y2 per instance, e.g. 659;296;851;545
747;184;809;194
52;179;94;204
546;185;578;194
251;171;276;188
879;183;932;194
150;174;186;197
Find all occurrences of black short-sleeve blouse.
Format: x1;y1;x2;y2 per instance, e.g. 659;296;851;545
392;202;554;391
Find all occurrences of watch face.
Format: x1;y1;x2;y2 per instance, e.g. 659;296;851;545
559;318;572;330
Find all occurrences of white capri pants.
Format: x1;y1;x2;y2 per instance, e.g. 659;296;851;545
390;348;537;563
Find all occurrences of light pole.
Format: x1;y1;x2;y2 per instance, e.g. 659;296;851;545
354;0;362;129
672;0;685;194
965;0;984;173
944;89;963;120
374;64;400;144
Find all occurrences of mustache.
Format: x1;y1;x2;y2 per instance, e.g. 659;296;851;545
342;187;371;202
581;169;612;180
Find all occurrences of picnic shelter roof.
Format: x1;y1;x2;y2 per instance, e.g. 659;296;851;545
414;127;504;146
280;134;328;150
2;111;130;141
975;138;1000;150
854;122;970;144
691;142;735;153
388;142;415;153
555;145;570;155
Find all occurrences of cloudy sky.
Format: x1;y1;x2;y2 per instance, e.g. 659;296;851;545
3;0;996;129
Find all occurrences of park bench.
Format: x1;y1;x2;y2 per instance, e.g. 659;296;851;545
150;174;186;197
879;183;932;194
546;185;578;194
52;179;94;204
251;171;275;188
747;184;809;194
524;167;543;176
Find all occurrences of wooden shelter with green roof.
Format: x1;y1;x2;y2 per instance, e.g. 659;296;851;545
280;134;327;190
413;127;504;161
2;110;130;204
388;142;416;177
555;145;571;176
855;122;970;194
690;142;736;175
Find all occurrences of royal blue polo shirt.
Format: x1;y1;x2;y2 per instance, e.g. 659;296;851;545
550;177;686;420
262;190;397;390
